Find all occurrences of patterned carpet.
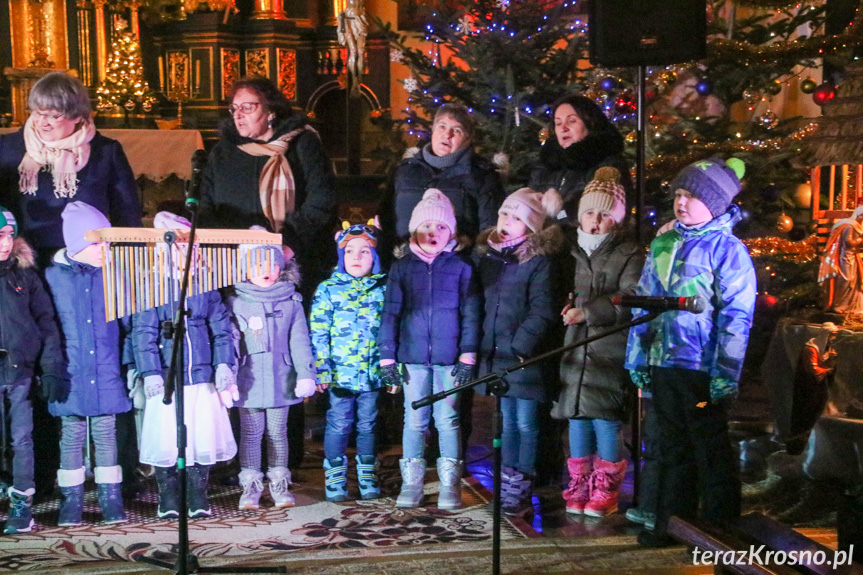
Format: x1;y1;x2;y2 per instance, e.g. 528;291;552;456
0;462;536;573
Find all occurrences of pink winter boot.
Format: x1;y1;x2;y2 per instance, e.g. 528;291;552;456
562;456;593;514
584;457;628;517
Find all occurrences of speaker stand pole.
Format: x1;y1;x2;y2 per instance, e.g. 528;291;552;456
631;63;647;506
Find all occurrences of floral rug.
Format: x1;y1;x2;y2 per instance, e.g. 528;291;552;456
0;463;536;573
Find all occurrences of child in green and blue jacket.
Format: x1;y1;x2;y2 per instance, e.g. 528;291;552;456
310;222;387;502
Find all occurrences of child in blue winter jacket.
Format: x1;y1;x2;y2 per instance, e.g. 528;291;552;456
310;222;387;502
0;206;64;534
475;188;563;515
131;211;237;520
46;201;131;527
625;158;756;547
378;189;481;510
226;240;316;510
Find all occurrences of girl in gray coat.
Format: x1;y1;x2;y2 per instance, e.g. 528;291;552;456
226;242;317;510
553;167;643;518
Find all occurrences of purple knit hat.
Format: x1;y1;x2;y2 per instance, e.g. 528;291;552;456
62;201;110;256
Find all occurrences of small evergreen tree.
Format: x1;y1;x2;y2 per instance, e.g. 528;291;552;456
96;18;157;122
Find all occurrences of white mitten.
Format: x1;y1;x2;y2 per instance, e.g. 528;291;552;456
215;363;235;392
144;375;165;399
295;378;317;398
218;383;239;409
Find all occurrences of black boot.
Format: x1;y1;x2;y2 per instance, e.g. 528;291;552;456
95;465;127;524
154;466;180;519
187;465;211;518
57;467;85;527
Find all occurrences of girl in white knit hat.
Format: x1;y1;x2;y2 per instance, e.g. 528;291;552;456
553;166;644;518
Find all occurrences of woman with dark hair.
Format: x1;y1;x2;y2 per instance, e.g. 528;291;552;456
199;76;336;283
529;94;630;222
0;72;142;264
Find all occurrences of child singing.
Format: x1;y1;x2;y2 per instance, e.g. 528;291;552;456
378;189;481;509
310;222;387;502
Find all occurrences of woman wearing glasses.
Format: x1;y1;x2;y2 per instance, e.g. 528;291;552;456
199;76;336;296
0;72;142;266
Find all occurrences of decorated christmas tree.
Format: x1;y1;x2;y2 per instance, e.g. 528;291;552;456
96;18;157;120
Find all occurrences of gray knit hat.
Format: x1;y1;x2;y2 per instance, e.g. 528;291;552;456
670;157;746;218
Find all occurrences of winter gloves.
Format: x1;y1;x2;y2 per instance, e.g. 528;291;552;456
144;375;165;399
451;361;476;387
628;369;651;390
215;363;235;392
295;378;317;398
380;363;403;388
40;374;68;403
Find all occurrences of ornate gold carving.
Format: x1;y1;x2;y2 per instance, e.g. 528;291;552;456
93;0;108;81
167;51;190;96
76;4;92;85
277;48;296;101
221;48;240;100
9;0;69;69
245;49;269;79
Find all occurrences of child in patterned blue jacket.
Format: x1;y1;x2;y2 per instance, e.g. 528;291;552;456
625;158;756;547
310;222;387;502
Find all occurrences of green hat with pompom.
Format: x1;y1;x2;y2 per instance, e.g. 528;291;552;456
0;206;18;237
670;157;746;218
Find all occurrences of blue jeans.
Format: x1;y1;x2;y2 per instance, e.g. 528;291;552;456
569;417;621;461
324;389;380;461
1;381;34;492
402;364;461;460
500;396;539;474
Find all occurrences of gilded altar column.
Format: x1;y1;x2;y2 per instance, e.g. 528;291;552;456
127;0;142;39
93;0;108;82
250;0;288;20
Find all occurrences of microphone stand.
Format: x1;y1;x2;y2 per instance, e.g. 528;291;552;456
139;182;285;575
412;311;661;575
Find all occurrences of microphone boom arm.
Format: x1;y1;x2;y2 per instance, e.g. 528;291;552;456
411;310;661;410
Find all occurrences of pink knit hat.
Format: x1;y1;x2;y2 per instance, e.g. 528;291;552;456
408;189;457;235
499;187;563;233
578;166;627;224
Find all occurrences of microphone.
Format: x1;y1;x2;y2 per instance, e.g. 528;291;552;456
185;149;207;212
611;294;707;313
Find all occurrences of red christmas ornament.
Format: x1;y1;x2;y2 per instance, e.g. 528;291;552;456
614;93;636;114
812;82;836;106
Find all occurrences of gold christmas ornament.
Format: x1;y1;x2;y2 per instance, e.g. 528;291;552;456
626;131;637;144
539;127;549;145
776;213;793;232
795;182;813;208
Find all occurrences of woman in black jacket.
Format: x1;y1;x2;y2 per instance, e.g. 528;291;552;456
199;76;337;295
529;94;630;223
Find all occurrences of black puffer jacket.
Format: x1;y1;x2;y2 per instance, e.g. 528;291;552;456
0;238;64;386
529;125;630;220
474;225;565;401
199;115;336;270
552;229;643;421
381;146;504;244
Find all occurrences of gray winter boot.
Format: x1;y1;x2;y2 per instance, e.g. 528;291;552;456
267;467;295;509
238;469;265;510
57;467;86;527
436;457;463;510
186;465;211;518
396;458;426;508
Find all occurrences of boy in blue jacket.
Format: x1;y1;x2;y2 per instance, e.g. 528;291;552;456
0;206;64;534
625;158;756;547
310;222;387;502
46;201;131;527
378;189;481;510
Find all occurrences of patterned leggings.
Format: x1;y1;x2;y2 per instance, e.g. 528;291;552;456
59;415;118;470
238;406;289;471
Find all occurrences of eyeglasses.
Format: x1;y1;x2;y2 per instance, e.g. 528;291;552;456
228;102;261;115
29;109;66;121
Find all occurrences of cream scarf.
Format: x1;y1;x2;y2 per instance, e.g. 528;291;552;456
19;115;95;198
237;125;317;232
